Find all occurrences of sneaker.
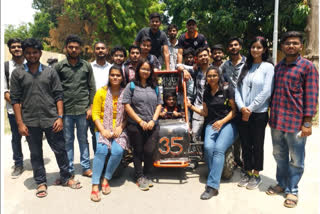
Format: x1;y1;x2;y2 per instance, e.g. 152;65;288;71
246;175;262;190
144;176;154;188
237;173;251;187
136;177;149;191
200;186;219;200
11;166;24;179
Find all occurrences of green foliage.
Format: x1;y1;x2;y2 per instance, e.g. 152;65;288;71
29;12;54;41
4;24;32;43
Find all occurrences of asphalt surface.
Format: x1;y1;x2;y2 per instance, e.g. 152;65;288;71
2;126;320;214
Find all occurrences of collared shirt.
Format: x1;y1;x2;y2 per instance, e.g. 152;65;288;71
10;64;63;128
221;56;246;88
269;56;319;133
177;31;208;51
123;60;137;85
4;59;25;114
135;27;168;58
55;58;96;115
167;38;178;71
235;62;274;113
91;60;112;89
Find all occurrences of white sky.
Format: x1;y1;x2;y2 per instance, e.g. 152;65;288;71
2;0;36;26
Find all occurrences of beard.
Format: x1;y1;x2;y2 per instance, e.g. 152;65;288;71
96;54;106;60
168;35;176;40
229;50;240;56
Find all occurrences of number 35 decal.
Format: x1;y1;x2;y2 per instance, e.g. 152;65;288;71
159;137;183;155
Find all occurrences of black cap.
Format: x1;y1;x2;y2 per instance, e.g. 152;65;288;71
186;18;197;25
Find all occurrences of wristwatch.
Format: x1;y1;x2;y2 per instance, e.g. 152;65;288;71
58;115;63;119
303;122;311;128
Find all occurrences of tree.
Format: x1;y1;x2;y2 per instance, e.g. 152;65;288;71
4;24;32;43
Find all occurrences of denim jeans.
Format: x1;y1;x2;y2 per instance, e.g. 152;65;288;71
8;113;23;167
63;114;91;174
271;128;307;195
92;132;124;184
88;119;97;154
26;126;72;185
204;122;237;189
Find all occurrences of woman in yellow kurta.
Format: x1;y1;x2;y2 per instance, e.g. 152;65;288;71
90;65;128;202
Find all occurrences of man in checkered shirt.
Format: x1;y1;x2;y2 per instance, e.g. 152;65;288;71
268;31;319;208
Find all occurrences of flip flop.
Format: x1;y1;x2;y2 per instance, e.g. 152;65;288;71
284;194;298;208
36;183;48;198
90;190;101;202
266;185;284;195
101;183;111;195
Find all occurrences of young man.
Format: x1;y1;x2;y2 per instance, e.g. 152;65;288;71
139;36;161;71
134;12;170;70
123;45;141;84
110;45;126;67
90;41;112;153
177;18;208;64
166;24;179;70
55;34;96;177
211;44;225;67
267;31;318;208
4;38;25;178
10;38;81;198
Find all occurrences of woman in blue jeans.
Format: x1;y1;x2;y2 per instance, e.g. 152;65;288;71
188;66;237;200
90;65;129;202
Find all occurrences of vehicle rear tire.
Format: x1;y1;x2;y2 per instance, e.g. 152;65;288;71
221;146;234;180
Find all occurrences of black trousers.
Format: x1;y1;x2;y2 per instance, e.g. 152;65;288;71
127;124;159;179
26;126;72;185
237;112;268;171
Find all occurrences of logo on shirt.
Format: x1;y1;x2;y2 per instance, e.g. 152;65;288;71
194;41;198;47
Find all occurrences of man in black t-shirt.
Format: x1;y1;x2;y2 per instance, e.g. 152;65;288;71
134;12;170;70
177;18;209;64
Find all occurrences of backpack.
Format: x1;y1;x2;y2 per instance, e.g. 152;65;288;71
5;61;10;89
130;81;159;96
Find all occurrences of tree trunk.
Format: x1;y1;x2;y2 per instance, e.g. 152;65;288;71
305;0;319;70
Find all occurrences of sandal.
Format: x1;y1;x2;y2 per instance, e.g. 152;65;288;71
266;185;284;195
90;190;101;202
101;182;111;195
82;169;93;177
63;179;82;189
284;194;298;208
36;183;48;198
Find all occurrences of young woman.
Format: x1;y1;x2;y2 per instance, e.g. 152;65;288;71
188;66;237;200
235;36;274;189
122;59;162;191
90;65;129;202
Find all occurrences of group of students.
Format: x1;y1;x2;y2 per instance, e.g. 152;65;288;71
4;12;318;209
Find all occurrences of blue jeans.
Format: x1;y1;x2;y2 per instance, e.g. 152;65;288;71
8;113;23;167
204;122;237;189
92;132;124;184
271;128;307;195
63;114;91;174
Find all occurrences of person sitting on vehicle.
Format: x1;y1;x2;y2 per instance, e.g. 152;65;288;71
90;65;129;202
160;92;183;119
122;59;162;191
188;66;237;200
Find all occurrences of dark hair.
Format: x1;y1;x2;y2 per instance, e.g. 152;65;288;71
237;36;273;87
141;36;152;44
203;66;225;98
107;64;125;88
128;45;141;53
111;45;127;57
164;91;177;101
211;44;224;53
183;48;195;57
65;34;82;46
227;36;243;46
7;38;22;48
167;24;178;32
280;31;303;44
22;38;43;51
134;59;157;89
93;41;106;49
195;47;209;57
149;12;161;20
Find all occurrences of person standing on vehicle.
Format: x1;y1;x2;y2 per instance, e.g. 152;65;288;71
10;38;82;198
123;45;141;84
211;44;225;68
139;36;161;71
90;65;129;202
188;66;237;200
122;59;162;191
55;34;96;177
4;38;25;179
166;24;179;71
235;36;274;189
266;31;318;208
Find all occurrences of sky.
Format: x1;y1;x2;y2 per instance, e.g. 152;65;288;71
2;0;36;26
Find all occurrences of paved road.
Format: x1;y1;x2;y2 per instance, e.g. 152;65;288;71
2;127;320;214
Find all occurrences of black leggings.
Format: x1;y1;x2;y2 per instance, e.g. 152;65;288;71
127;124;159;179
237;112;268;171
